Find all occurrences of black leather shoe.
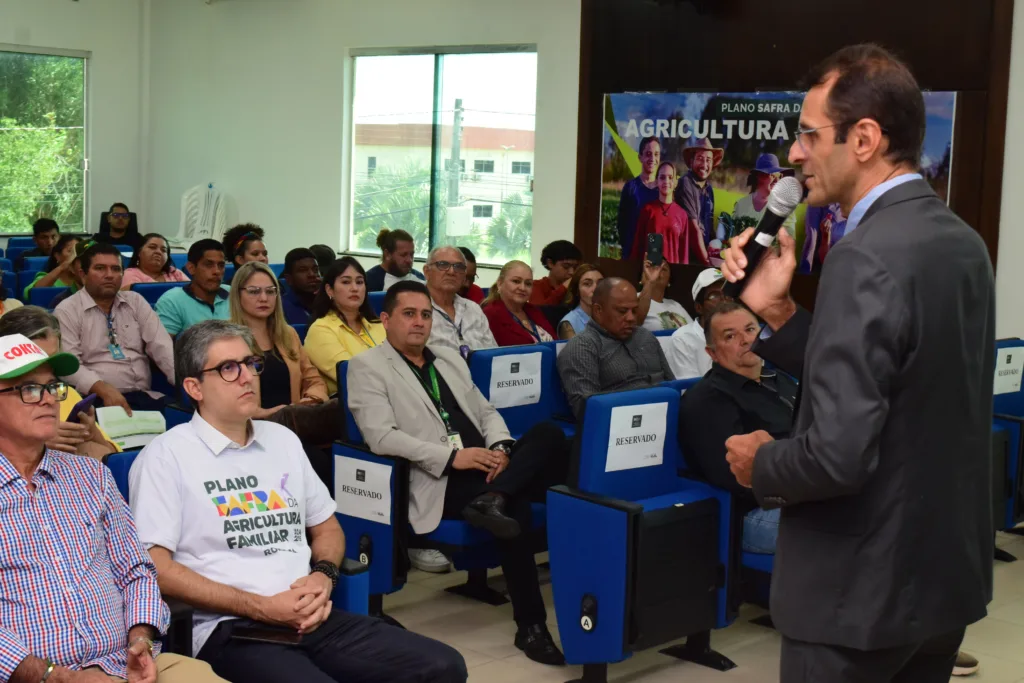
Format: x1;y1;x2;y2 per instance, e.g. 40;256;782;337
462;493;521;539
515;623;566;666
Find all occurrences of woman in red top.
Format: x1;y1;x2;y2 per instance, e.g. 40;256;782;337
482;260;556;346
632;162;708;266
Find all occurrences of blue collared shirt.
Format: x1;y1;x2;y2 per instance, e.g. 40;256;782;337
844;172;922;235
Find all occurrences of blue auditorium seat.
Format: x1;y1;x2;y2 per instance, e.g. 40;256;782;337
548;387;736;680
467;345;564;438
993;339;1024;541
170;253;188;269
544;340;575;422
333;359;530;611
662;377;700;395
223;263;236;285
0;258;12;273
104;448;369;616
28;286;68;309
292;323;309;343
17;270;39;295
6;247;31;267
7;237;33;249
269;263;285;277
368;291;385;316
22;256;49;272
2;272;15;296
131;282;188;307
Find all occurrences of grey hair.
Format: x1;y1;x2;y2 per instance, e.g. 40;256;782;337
175;320;259;403
0;305;62;343
703;299;753;348
425;244;465;265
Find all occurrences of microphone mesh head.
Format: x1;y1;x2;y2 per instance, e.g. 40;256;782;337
766;176;804;217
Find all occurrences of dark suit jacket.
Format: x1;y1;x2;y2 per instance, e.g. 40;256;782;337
752;179;995;650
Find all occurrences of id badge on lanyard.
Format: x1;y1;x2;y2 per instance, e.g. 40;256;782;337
446;430;464;451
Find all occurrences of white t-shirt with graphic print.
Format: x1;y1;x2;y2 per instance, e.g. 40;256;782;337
128;413;335;656
642;298;694;332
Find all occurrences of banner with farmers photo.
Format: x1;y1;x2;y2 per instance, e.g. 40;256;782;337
600;91;956;273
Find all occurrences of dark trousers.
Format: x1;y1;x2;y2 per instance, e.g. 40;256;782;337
780;629;965;683
197;611;467;683
122;390;170;412
441;421;570;628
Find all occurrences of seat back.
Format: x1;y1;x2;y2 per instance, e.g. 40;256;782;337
0;258;13;273
467;345;552;437
7;237;34;249
5;247;31;265
575;387;682;501
994;339;1024;530
131;282;188;307
17;270;39;295
269;263;285;278
29;286;68;309
335;360;364;444
368;291;385;316
22;256;49;272
541;340;574;420
293;323;309;343
223;264;236;286
2;272;15;296
170;253;188;269
104;450;141;501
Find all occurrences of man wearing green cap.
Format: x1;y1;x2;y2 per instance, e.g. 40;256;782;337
0;334;226;682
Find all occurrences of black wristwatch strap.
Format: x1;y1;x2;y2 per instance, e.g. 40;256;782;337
311;560;339;590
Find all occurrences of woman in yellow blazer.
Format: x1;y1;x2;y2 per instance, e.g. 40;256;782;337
229;262;329;410
304;256;384;394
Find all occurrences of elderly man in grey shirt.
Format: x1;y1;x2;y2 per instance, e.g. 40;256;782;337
557;277;675;419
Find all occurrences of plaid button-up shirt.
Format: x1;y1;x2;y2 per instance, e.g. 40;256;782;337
0;450;169;680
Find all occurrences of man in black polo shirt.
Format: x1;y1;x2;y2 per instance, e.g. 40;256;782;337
347;280;569;666
679;300;796;553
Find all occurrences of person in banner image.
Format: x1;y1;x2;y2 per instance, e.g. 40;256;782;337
633;162;702;265
675;137;723;265
617;136;662;259
799;202;847;274
731;153;798;238
720;44;994;683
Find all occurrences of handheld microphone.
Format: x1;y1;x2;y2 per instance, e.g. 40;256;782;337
721;176;803;299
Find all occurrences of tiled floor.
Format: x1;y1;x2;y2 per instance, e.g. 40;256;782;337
382;532;1024;682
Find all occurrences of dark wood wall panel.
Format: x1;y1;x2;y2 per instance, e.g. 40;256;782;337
574;0;1013;311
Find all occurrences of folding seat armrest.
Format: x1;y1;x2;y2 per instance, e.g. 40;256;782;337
548;484;642;514
341;557;370;575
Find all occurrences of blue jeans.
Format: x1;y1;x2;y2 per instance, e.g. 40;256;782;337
742;507;780;554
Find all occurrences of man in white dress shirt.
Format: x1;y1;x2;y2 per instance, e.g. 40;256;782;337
665;268;726;380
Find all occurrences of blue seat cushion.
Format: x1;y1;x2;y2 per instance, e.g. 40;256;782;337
741;551;775;574
416;503;546;546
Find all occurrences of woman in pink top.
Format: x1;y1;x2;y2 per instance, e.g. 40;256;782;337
120;233;190;290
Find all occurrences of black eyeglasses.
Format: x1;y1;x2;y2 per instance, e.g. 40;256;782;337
0;381;69;404
430;261;467;273
196;356;264;382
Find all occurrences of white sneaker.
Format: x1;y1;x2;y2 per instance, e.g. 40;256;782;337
408;548;451;573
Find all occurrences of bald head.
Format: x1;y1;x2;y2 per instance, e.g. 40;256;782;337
592;277;639;340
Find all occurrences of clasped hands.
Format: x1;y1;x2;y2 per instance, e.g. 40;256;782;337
453;446;510;484
725;430;774;488
257;571;335;635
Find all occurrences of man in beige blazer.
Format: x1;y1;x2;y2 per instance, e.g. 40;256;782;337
347;280;569;667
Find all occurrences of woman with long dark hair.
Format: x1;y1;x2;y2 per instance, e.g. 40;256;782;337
23;233;81;299
303;256;383;394
121;233;190;289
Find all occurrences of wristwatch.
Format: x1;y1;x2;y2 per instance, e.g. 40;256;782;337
492;442;513;456
311;560;339;589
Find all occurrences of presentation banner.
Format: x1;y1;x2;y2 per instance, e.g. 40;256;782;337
600;91;956;273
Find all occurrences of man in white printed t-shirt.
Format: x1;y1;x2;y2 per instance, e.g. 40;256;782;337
665;268;727;380
128;320;467;683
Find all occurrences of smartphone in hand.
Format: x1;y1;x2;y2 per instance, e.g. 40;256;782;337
647;233;664;267
66;393;99;424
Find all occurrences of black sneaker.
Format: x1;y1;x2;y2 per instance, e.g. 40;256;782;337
514;623;566;666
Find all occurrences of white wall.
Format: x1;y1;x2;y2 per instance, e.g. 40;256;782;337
998;0;1024;338
145;0;582;278
0;0;145;234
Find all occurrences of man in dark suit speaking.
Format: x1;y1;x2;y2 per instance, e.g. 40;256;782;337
720;45;995;682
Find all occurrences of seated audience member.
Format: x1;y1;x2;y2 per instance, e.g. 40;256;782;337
365;228;425;291
424;245;496;356
23;233;81;299
309;243;337;274
0;306;120;459
636;259;693;332
0;332;224;683
530;240;581;306
223;223;269;267
280;247;322;324
666;268;725;379
156;239;229;336
558;264;603;340
56;243;176;414
230;261;328;411
122;233;190;289
129;320;468;683
557;277;675;419
679;301;794;554
15;217;60;269
94;201;143;251
304;256;383;394
348;281;569;665
482;261;556;345
47;240;90;309
457;246;486;304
